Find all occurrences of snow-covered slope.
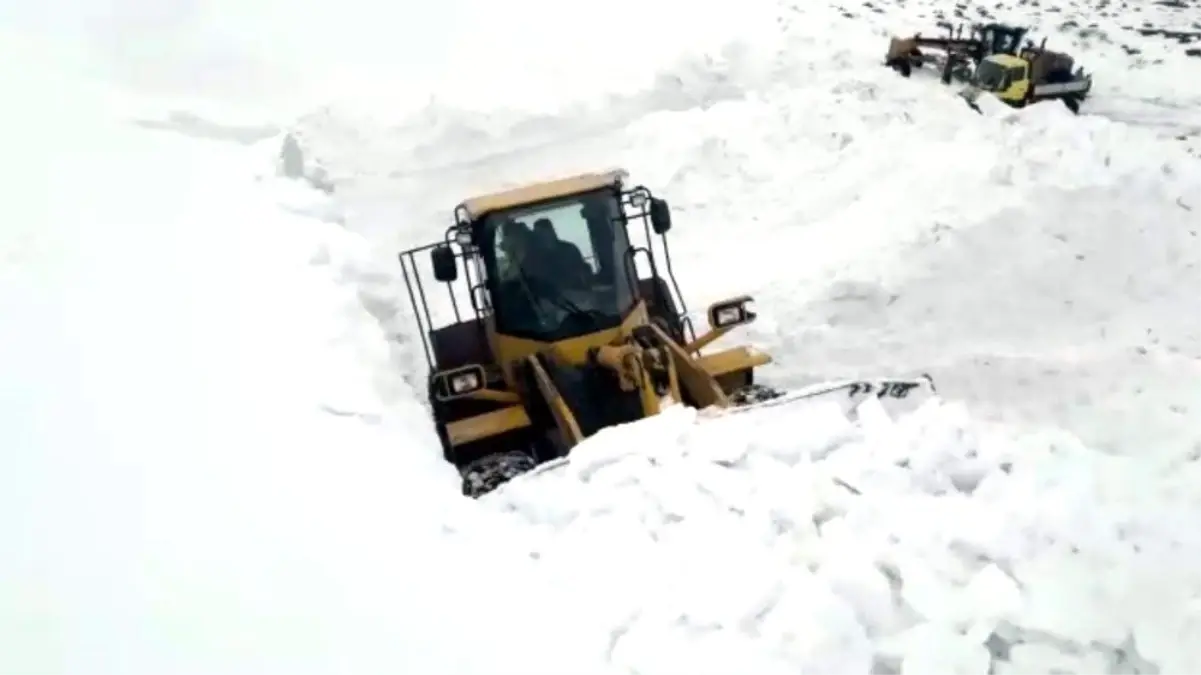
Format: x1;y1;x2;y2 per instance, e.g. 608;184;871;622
5;0;1201;672
478;398;1201;674
286;0;1201;671
0;55;531;674
297;1;1200;455
864;0;1201;139
781;177;1200;457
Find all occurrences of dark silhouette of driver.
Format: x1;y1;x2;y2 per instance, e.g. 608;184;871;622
531;218;591;287
494;220;548;332
498;219;533;281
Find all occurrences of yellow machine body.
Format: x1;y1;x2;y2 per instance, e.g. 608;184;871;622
401;168;774;496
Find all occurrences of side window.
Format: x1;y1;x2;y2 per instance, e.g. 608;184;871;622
493;220;521;277
1008;66;1026;83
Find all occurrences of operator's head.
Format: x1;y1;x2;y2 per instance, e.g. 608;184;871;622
532;218;558;240
530;219;561;253
500;219;531;259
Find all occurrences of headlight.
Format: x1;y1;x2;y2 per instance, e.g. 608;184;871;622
707;295;755;329
433;364;486;401
714;306;744;327
450;372;479;393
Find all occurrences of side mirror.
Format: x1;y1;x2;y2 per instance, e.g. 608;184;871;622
650;197;672;234
431;245;457;282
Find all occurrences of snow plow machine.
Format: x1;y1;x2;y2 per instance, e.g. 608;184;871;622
398;169;937;497
885;21;1031;85
959;39;1092;113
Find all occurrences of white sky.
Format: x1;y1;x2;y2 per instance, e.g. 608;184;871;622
0;0;468;106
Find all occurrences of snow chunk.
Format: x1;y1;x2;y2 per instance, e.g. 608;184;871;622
493;395;1201;673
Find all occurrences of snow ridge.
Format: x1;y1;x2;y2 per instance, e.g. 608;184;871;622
471;397;1200;674
7;0;1198;671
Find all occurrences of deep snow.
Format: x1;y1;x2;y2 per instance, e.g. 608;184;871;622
296;1;1201;458
4;0;1201;673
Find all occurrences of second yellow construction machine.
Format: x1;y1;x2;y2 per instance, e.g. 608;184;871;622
398;169;937;497
885;21;1031;84
960;41;1093;113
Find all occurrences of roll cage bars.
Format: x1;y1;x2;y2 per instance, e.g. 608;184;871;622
397;185;695;371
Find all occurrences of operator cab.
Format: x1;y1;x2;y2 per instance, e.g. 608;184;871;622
976;22;1027;56
972;53;1026;92
426;169;677;349
482;187;636;341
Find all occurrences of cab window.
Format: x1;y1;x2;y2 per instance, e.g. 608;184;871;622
485;189;636;341
974;60;1008;90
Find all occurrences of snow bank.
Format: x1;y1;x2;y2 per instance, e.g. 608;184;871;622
279;10;1201;672
12;1;1191;672
0;72;607;675
482;397;1201;673
293;0;1197;270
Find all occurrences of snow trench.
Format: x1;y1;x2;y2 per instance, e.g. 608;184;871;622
5;17;1201;674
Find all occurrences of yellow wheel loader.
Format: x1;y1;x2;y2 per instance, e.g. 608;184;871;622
398;169;938;497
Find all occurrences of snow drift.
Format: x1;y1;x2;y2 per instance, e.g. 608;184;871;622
479;397;1201;673
4;1;1201;673
0;63;594;675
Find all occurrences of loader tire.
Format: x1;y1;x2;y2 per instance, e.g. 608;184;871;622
461;450;537;498
730;383;785;406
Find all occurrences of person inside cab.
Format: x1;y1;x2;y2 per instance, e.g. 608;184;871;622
497;219;533;282
494;219;548;332
530;218;591;288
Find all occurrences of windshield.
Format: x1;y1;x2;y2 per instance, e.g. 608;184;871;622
484;188;635;341
974;60;1008;91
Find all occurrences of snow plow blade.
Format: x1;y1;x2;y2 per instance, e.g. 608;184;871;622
721;373;939;422
960;86;985;114
514;374;941;486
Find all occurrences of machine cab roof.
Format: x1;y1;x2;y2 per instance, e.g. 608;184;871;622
457;169;629;220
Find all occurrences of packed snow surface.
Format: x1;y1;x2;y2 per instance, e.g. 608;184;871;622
4;0;1201;673
301;1;1201;453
